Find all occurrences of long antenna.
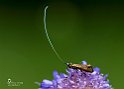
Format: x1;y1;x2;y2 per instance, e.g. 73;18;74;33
44;6;65;64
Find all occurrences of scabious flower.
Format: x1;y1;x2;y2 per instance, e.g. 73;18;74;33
39;61;113;89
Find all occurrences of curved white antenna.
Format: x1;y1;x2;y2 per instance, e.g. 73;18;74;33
44;6;65;63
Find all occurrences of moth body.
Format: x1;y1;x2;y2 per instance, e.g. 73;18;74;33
66;63;93;73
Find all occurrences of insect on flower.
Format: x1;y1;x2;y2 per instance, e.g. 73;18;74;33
66;63;93;73
36;6;113;89
44;6;94;73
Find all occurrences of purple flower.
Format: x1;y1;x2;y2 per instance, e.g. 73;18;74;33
39;61;113;89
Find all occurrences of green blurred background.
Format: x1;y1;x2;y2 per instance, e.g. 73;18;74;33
0;0;124;89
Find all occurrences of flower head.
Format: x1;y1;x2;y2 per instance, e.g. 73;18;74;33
39;61;113;89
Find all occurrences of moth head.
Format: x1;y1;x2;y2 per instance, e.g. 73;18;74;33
66;63;73;68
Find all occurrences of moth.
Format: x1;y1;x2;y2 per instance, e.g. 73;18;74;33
44;6;93;73
66;63;93;73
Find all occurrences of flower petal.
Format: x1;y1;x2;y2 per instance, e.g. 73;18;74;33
93;67;100;72
82;61;87;65
41;80;52;88
60;73;68;78
53;70;60;80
